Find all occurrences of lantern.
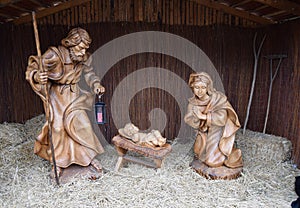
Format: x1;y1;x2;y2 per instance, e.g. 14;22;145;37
95;94;107;124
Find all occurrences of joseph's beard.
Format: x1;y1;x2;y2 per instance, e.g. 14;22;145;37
69;48;84;62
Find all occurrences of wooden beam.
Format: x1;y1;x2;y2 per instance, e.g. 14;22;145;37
0;11;11;18
253;4;269;12
190;0;274;24
13;0;90;24
231;0;252;8
0;0;21;7
9;4;32;13
253;0;300;16
0;0;12;3
28;0;43;7
0;5;23;17
265;10;286;18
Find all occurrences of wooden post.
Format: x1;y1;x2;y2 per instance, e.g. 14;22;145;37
243;33;266;135
263;54;287;133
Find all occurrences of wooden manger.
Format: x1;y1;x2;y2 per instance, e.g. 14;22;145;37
112;135;172;171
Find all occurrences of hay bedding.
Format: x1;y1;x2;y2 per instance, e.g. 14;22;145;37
0;115;299;208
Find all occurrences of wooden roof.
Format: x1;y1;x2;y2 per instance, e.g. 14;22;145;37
0;0;300;25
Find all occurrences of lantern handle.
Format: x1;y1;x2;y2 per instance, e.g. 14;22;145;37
97;92;104;101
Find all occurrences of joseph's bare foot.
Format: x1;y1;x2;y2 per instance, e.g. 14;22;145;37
90;158;102;172
50;166;62;179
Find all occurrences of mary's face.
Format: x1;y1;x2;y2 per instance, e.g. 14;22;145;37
193;81;208;100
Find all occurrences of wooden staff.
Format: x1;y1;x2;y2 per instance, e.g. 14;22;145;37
32;12;59;185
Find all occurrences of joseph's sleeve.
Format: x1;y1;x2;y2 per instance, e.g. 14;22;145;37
82;53;103;93
25;48;62;100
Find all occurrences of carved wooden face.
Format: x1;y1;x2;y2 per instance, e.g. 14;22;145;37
72;42;89;58
193;81;208;100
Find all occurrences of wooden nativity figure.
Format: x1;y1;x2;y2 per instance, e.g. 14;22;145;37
184;72;243;179
118;123;167;148
25;27;105;180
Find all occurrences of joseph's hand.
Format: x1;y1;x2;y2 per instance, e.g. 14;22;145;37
34;71;48;84
94;83;105;94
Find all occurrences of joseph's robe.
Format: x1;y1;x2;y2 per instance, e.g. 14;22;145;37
26;46;104;168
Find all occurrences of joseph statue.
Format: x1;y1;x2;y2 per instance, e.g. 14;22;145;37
26;28;105;177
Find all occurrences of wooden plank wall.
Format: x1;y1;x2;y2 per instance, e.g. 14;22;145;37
34;0;257;28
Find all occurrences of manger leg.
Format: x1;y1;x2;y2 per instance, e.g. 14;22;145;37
115;146;128;156
153;158;163;168
114;156;124;172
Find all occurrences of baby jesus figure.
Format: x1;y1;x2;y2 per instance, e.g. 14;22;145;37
118;123;167;148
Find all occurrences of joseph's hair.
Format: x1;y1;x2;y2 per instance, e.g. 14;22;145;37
61;27;92;48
